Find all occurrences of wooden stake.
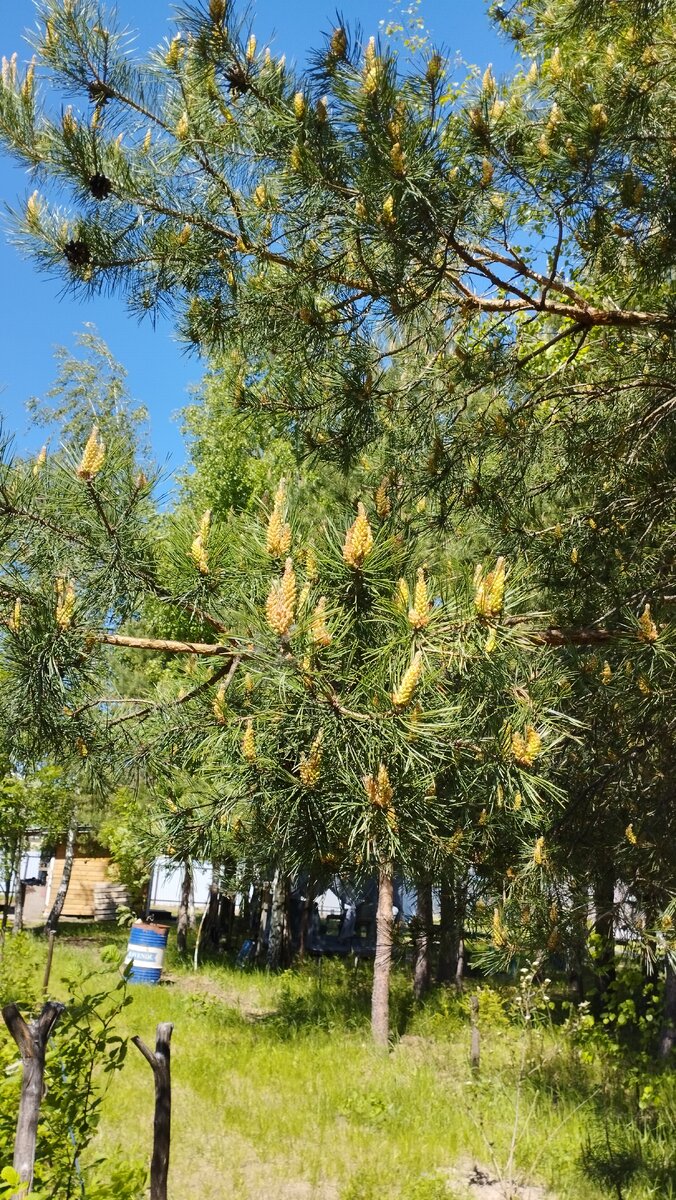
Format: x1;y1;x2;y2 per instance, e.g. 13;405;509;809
132;1023;173;1200
2;1001;64;1196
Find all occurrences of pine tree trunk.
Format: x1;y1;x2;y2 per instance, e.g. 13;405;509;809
371;865;394;1047
176;860;192;954
592;867;616;1010
298;888;313;961
219;892;234;949
11;837;24;935
413;881;433;1000
267;868;288;971
200;861;221;950
45;818;77;934
658;956;676;1061
437;882;456;983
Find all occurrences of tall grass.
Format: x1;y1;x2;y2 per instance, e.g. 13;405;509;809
4;926;674;1200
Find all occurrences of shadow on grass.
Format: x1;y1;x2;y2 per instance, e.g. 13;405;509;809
581;1119;676;1199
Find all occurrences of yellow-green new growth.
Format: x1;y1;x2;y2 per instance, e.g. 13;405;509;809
474;556;506;617
241;718;256;762
265;558;296;636
343;502;374;568
408;568;429;629
213;683;228;725
310;596;332;647
363;762;394;810
511;725;542;767
637;603;658;643
266;478;292;557
76;425;105;480
190;509;212;575
299;730;323;788
8;598;21;633
55;578;75;629
392;651;422;708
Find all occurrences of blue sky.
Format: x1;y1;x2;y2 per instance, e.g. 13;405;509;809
0;0;514;471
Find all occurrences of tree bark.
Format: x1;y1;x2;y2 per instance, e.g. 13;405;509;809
658;956;676;1061
267;868;288;971
371;865;394;1047
413;882;433;1000
12;836;25;935
2;1001;64;1196
176;860;192;954
132;1023;173;1200
45;818;77;935
592;867;616;1010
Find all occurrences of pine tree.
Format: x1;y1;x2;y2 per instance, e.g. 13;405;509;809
0;0;674;1034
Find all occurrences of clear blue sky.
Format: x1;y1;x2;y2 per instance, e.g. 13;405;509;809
0;1;514;471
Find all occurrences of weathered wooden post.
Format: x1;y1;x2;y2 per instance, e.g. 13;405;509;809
470;994;480;1072
132;1023;173;1200
2;1001;64;1196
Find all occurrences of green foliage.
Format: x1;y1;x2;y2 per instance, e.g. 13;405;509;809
98;789;154;915
0;1168;23;1200
0;932;41;1007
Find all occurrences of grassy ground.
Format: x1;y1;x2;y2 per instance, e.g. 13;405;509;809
2;925;674;1200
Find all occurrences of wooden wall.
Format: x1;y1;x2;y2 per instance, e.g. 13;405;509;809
48;853;111;918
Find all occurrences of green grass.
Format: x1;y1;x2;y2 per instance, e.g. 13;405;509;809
3;926;674;1200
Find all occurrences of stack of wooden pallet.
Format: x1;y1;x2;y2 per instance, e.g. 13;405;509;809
93;881;129;921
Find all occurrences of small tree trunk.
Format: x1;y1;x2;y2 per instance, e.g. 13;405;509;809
436;882;456;983
12;837;25;935
176;860;192;954
298;888;314;961
469;994;480;1071
592;868;616;1010
42;931;56;994
658;956;676;1061
2;1001;64;1196
371;865;394;1048
256;883;272;963
187;876;195;932
267;868;288;971
132;1023;173;1200
455;937;466;989
413;882;433;1000
219;892;234;949
1;871;11;939
45;818;77;935
199;862;221;952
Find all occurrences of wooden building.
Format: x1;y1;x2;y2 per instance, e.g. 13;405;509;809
44;838;120;919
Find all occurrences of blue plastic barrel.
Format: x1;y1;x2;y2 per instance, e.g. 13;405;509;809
125;922;169;984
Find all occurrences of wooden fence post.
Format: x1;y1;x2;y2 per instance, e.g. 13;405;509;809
2;1001;64;1196
132;1023;173;1200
